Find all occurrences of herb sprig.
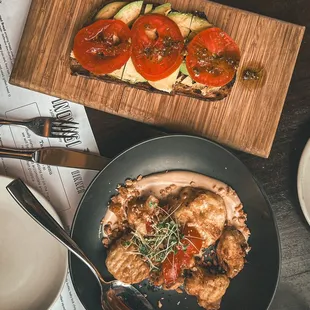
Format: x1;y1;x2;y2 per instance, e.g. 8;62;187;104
123;220;185;270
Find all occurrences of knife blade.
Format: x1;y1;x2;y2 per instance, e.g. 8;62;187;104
0;147;110;170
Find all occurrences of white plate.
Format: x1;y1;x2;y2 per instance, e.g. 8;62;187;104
0;175;68;310
297;139;310;225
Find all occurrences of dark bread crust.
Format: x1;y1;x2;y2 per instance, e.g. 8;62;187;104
70;57;234;101
174;76;235;101
69;2;236;101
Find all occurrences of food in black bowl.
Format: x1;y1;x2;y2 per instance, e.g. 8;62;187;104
101;171;251;309
70;135;280;310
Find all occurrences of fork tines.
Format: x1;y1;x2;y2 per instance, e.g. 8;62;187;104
51;119;79;125
50;119;79;138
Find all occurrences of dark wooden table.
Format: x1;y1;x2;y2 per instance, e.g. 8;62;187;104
85;0;310;308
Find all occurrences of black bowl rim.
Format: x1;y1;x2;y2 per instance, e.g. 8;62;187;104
69;134;282;310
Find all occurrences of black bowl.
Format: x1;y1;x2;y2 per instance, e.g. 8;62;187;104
70;135;281;310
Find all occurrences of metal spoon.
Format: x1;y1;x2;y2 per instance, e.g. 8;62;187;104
6;178;154;310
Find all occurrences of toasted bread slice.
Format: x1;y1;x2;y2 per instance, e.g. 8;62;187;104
69;1;236;101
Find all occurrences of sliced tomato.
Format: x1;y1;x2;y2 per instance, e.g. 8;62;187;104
162;226;202;286
162;252;182;286
186;27;240;87
183;225;203;256
73;20;131;75
131;14;184;81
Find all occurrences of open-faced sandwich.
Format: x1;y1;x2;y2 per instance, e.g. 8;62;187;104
70;1;241;101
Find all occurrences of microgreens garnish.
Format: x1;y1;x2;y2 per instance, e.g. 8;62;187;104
122;241;131;247
125;220;185;270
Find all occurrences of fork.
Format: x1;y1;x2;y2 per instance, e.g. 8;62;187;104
0;117;79;138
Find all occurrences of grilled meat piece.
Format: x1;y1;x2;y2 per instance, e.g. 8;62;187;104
185;267;230;309
173;188;226;248
216;227;248;278
106;236;150;284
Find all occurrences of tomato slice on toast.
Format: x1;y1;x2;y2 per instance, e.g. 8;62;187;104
186;27;240;87
131;14;184;81
73;19;132;75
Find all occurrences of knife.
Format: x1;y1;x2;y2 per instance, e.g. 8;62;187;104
0;147;110;170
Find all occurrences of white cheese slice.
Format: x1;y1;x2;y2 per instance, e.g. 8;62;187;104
122;58;146;84
201;86;221;96
181;76;206;90
108;65;125;79
71;50;124;79
180;75;221;95
181;76;194;87
148;66;181;93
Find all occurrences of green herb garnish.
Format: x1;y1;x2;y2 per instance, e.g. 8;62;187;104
122;241;131;247
125;220;185;270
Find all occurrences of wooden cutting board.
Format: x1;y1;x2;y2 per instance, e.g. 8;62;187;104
10;0;305;157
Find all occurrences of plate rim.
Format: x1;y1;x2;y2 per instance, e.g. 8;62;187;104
0;174;68;310
69;134;281;310
297;139;310;225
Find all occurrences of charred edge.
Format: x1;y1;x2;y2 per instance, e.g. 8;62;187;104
70;55;234;102
70;61;233;102
192;10;208;19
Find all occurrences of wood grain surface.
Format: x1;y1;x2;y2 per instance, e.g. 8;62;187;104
9;0;305;157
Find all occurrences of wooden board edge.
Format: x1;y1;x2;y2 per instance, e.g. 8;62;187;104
261;25;306;158
6;75;297;159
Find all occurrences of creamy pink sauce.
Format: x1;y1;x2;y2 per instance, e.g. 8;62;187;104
101;171;250;241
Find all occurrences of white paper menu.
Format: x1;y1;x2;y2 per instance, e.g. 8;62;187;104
0;1;99;309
